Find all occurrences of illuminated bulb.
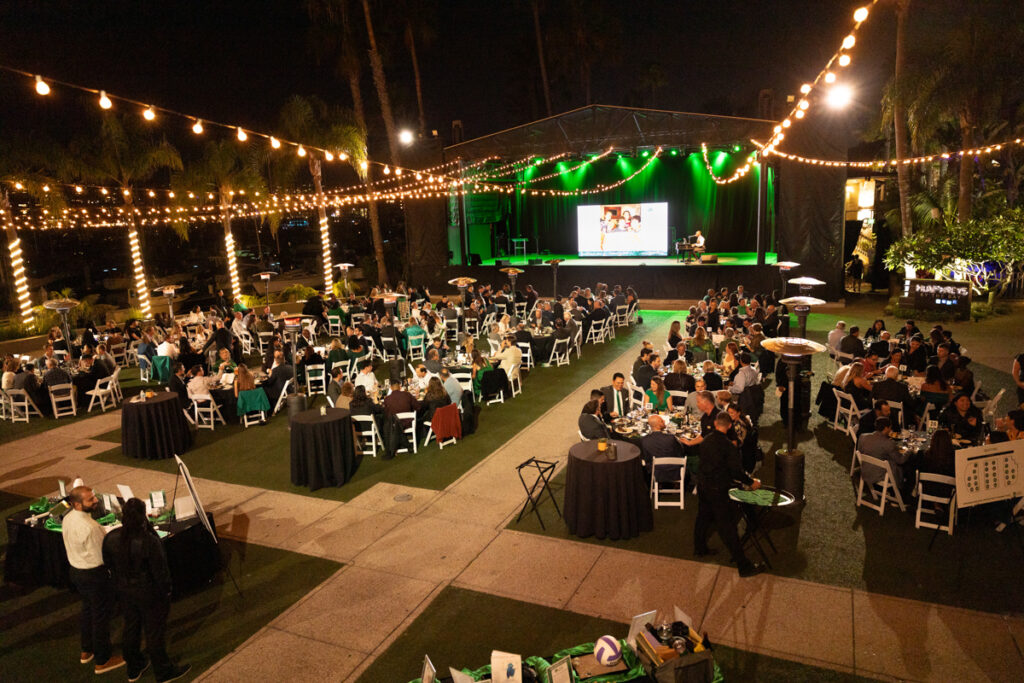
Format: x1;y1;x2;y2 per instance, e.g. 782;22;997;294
795;109;805;119
34;75;50;95
237;127;247;141
270;137;281;149
826;84;853;109
143;106;156;121
98;90;112;109
168;191;175;198
824;71;837;83
188;192;195;199
383;165;391;175
854;6;868;22
782;119;791;128
416;173;422;180
123;189;130;196
395;168;403;176
42;185;50;192
297;145;306;157
798;99;809;110
838;54;851;67
75;186;83;193
339;152;348;161
776;133;785;141
399;129;414;145
13;182;23;190
192;119;204;134
324;151;334;161
800;83;811;95
842;35;856;50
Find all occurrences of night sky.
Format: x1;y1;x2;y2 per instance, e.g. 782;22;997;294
0;0;894;156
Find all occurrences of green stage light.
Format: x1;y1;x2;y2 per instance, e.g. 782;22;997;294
641;150;650;157
670;149;679;156
733;144;742;152
533;158;543;165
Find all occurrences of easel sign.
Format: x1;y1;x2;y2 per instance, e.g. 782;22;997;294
420;655;436;683
955;440;1024;508
173;455;216;543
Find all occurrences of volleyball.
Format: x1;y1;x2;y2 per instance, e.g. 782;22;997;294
593;635;622;666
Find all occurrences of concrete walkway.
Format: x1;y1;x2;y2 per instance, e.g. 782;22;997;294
3;315;1023;682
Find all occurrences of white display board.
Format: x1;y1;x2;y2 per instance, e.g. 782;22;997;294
174;455;216;542
955;440;1024;508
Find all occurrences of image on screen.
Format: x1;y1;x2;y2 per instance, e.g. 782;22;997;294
577;203;668;257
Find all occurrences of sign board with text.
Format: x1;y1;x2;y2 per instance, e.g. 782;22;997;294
905;279;971;319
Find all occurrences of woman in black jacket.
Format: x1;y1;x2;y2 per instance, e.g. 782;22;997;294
101;498;189;683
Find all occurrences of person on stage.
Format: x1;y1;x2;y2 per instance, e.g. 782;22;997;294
693;230;706;252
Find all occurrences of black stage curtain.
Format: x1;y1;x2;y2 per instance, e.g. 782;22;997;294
513;153;765;255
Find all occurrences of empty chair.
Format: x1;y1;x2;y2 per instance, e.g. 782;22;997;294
914;473;957;536
464;317;480;338
380;336;401;361
49;383;78;419
137;354;152;382
306;364;327;395
237;329;254;355
272;378;294;415
480;368;508;405
192;397;226;430
487;338;502;355
351;415;382;457
509;365;523;398
85;376;117;413
586;318;608;345
327;314;342;337
855;452;906;516
572;329;583;359
109;366;124;402
517;342;534;370
650;456;688;510
395;411;418;454
832;388;869;432
109;342;128;367
615;305;629;326
548;337;570;367
7;388;43;423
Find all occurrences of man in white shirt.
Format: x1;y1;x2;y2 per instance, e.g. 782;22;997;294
62;486;125;674
230;311;247;339
491;335;523;381
353;359;379;397
828;321;846;350
186;366;214;402
156;335;179;359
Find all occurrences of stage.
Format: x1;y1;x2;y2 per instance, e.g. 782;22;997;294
427;251;788;300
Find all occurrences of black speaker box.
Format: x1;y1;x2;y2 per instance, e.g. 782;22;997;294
700;254;718;264
528;258;543;265
495;259;510;267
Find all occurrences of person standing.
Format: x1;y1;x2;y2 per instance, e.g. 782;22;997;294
62;486;125;674
692;413;765;577
102;498;191;683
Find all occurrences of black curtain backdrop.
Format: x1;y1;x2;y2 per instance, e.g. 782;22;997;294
512;153;766;255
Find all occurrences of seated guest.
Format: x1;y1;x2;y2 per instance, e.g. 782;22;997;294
746;323;766;356
383;379;420;417
871;365;914;412
353;359;379;398
42;357;73;394
578;399;610;439
905;336;929;376
601;372;630;419
325;339;348;370
169;362;188;405
701;361;723;391
491;336;523;381
13;362;47;409
689;327;715;359
349;385;382;420
896;319;921;340
644;377;673;412
2;356;18;390
471;350;492;397
665;341;692;366
941;392;984;443
94;344;116;376
827;321;846;350
929;343;957;382
838;326;866;358
261;351;293;404
919;365;952;415
728;352;759;396
868;331;893;359
409;364;431;394
233;363;256;397
441;368;464;405
296;345;325;385
858;417;911;492
664;360;696;393
989;410;1024;443
839;361;873;410
633;353;661;391
419;376;451;423
667;321;684;349
212;348;237;379
424;347;444;374
953;356;975;396
186;366;214;403
919;428;956;478
331;380;355;410
632;346;653;375
326;368;345;405
74;355;105;396
640;414;684;482
858;399;892;437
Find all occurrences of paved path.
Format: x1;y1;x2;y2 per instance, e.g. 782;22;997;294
3;316;1023;682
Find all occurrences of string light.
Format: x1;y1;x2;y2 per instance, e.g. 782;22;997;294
270;137;281;149
143;106;156;121
761;136;1024;169
192;119;204;134
236;127;247;141
854;6;869;22
98;90;112;109
838;54;851;67
128;229;151;316
297;145;306;157
324;151;333;161
34;75;49;95
701;143;757;185
8;237;33;325
224;231;240;300
319;214;332;292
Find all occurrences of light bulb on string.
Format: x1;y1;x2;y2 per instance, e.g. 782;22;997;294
237;127;247;141
838;54;851;67
795;109;805;119
324;151;334;161
359;160;368;171
383;165;391;175
297;145;306;157
192;119;204;134
270;137;281;149
825;71;837;84
842;34;856;49
782;119;791;128
34;75;50;95
799;83;811;95
143;106;156;121
854;7;869;22
98;90;112;109
339;152;348;161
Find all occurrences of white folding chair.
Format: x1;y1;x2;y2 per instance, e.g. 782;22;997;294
885;400;905;430
0;388;12;421
549;337;570;367
241;409;265;429
444;318;460;342
273;378;294;415
487;338;502;355
515;301;528;318
832;388;868;431
423;406;458;449
192;397;226;430
453;372;473;392
109;366;124;403
586;318;608;345
127;340;140;366
650;456;688;510
85;377;116;413
110;342;128;367
137;354;152;382
668;390;689;406
238;330;254;355
510;366;522;398
856;453;907;515
980;388;1006;427
915;473;957;536
49;384;78;418
578;429;588;442
970;380;982;405
306;364;327;395
615;305;629;327
407;334;426;362
7;388;43;423
380;336;401;361
350;312;366;326
517;342;534;370
572;329;583;358
464;317;480;338
352;415;382;457
396;411;418;454
257;331;274;355
327;314;342;337
331;360;351;383
628;384;646;411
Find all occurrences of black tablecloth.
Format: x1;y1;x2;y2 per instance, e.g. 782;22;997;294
4;511;220;597
121;392;193;459
290;407;361;490
211;387;239;424
563;440;653;540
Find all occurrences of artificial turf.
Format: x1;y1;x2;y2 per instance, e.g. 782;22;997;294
353;586;876;683
0;490;342;682
508;312;1024;616
87;313;673;502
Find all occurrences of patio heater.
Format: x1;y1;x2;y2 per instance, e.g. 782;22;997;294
760;337;826;501
43;298;80;360
546;258;564;298
256;271;278;307
775;261;800;297
335;263;354;297
156;284;182;320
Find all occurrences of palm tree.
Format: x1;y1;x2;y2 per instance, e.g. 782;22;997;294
280;95;366;292
892;0;913;237
68;115;182;317
531;0;553;117
173;139;266;300
0;139;68;326
400;0;434;136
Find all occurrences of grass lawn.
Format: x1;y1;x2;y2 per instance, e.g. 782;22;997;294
354;586;875;683
0;490;341;682
88;313;673;502
508;318;1024;616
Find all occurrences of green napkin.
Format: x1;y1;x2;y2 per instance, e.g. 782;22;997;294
731;488;791;506
152;509;174;524
97;513;117;526
29;497;52;514
44;517;62;533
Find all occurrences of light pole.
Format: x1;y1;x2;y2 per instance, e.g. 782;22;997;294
256;271;277;307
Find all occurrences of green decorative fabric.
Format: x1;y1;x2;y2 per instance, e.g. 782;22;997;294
97;513;117;526
237;388;271;416
730;488;791;506
152;355;171;383
549;641;645;683
44;517;62;532
152;509;175;524
29;497;52;514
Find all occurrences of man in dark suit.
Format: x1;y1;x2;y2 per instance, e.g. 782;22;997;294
693;411;764;577
552;297;565;322
94;344;116;376
870;366;914;411
857;417;911;491
578;400;610;439
905;336;929;375
867;331;892;359
582;299;611;340
201;319;233;355
15;362;49;411
169;362;189;407
665;342;694;366
762;305;780;337
262;350;294;405
857;399;891;436
640;415;685;483
524;285;538;313
513;324;533;346
633;354;661;391
838;326;866;358
601;373;630;419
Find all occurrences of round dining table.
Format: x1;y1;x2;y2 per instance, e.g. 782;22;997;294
289;407;360;491
121;391;193;460
563;439;653;540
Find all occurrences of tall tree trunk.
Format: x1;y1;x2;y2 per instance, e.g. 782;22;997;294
253;217;263;265
124;196;152;317
2;190;33;325
361;0;401;167
957;111;975;221
405;22;427;136
531;0;553;117
309;156;334;292
893;0;914;237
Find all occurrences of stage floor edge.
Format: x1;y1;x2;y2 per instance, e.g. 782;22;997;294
477;252;777;267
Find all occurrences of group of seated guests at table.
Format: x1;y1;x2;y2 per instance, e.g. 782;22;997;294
2;343;116;415
684;287;787;339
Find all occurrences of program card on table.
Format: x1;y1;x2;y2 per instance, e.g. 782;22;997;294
491;651;522;683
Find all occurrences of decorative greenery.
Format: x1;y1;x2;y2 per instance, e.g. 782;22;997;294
275;284;318;303
884;208;1024;301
